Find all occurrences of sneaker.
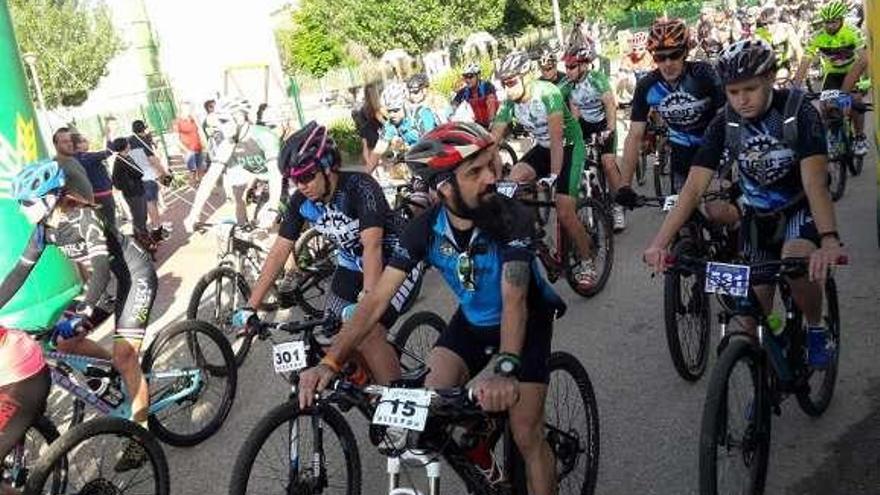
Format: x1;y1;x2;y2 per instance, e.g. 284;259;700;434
853;135;869;156
114;439;148;473
574;259;597;291
807;326;834;369
612;205;626;232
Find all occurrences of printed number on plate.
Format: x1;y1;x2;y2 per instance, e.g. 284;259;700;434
705;262;750;297
497;182;518;198
372;388;431;432
272;341;307;373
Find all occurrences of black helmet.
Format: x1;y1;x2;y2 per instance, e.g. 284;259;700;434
497;51;532;80
717;39;777;84
407;73;430;92
278;121;340;179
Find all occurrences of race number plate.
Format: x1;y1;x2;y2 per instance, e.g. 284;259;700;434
496;182;518;198
705;262;750;297
272;341;307;373
663;194;679;211
372;388;431;432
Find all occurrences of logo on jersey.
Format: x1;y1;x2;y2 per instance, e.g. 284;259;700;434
736;135;796;186
515;100;551;145
314;208;361;254
657;92;710;128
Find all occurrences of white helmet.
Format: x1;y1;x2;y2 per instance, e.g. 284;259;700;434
382;82;408;110
462;63;481;76
215;97;252;121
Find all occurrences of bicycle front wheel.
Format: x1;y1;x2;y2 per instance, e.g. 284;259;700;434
25;417;169;495
230;400;361;495
699;337;771;495
636;150;648;186
545;351;600;495
653;148;670;197
187;265;254;366
796;277;841;416
5;416;65;494
565;198;614;298
664;237;712;382
393;311;445;373
143;320;238;447
827;158;847;201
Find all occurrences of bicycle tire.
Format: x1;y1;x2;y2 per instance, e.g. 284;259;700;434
143;320;237;447
653;148;670;197
849;154;863;176
229;400;361;495
699;337;771;495
292;227;337;317
827;158;847;201
796;277;841;416
392;311;445;372
565;198;614;298
664;237;712;382
290;262;336;318
187;265;254;366
499;142;518;177
546;351;600;495
5;417;64;494
636;151;648;186
25;417;169;495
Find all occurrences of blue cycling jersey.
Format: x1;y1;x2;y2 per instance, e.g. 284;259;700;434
382;117;421;147
389;202;565;327
409;105;439;136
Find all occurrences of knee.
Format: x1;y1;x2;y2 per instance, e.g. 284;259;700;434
510;414;545;454
112;342;140;372
356;324;389;352
781;239;815;259
556;200;576;223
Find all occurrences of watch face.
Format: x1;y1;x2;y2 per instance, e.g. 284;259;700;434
499;359;516;374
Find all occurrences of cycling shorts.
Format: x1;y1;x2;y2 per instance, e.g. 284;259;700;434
0;368;50;459
108;234;157;340
670;143;700;193
822;72;847;91
435;305;554;384
740;205;820;282
519;144;586;198
323;265;422;329
579;119;617;157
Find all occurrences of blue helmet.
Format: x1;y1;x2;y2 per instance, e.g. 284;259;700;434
12;160;65;202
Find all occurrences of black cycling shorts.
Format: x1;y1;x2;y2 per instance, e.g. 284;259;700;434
435;305;554;384
822;72;847;91
519;144;585;197
0;368;50;459
669;143;700;193
108;234;157;339
579;119;617;157
740;206;820;282
323;265;422;329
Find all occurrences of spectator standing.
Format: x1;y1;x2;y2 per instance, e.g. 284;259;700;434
352;82;386;172
70;132;117;234
172;101;206;185
109;137;150;246
129;120;170;241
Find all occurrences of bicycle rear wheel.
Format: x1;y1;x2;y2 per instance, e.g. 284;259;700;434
143;320;237;447
664;236;712;381
25;417;169;495
699;337;771;495
653;147;670;197
392;311;445;373
187;265;254;366
565;198;614;298
636;150;648;186
545;351;600;495
795;277;841;416
827;158;847;201
3;416;65;494
291;228;337;317
229;400;360;495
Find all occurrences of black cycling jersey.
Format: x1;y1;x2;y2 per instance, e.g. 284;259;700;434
693;89;827;213
631;61;726;147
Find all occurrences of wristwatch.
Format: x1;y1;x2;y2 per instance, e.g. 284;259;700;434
494;353;521;379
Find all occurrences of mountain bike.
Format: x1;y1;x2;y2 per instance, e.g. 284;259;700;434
497;181;614;298
813;90;873;200
230;313;599;495
668;255;843;494
642;114;671;197
2;416;65;494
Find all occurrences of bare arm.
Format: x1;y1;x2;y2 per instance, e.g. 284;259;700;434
266;159;282;212
602;90;617;132
620;121;647;186
793;55;814;85
841;49;868;92
359;227;383;294
247;236;295;309
800;154;837;234
547;112;565;176
499;260;529;356
486;94;499;120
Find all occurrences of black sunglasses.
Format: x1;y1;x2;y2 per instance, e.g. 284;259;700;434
653;49;686;63
292;169;318;185
501;78;520;88
463;73;477;79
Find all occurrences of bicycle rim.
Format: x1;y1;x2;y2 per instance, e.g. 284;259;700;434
566;199;614;297
664;239;711;381
392;311;445;373
796;278;841;416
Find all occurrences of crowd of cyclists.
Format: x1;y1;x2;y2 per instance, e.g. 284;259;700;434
0;0;874;493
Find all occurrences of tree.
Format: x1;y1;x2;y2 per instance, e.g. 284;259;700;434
276;1;348;78
9;0;122;109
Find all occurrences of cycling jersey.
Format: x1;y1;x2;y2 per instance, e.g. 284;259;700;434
0;330;49;459
452;81;497;127
280;172;405;272
805;24;864;75
382;117;421;147
631;61;726;148
388;200;565;327
494;80;583;148
213;125;280;185
541;72;572;101
693;89;827;213
407;104;440;136
570;70;611;124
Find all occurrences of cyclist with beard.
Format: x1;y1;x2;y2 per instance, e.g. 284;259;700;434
794;0;868;156
537;48;566;87
644;39;844;368
616;18;726;206
491;51;598;290
233;122;422;388
297;122;566;495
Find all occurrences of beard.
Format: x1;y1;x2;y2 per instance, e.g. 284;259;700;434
446;181;508;240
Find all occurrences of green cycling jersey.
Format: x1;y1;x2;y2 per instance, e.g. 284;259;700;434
805;24;864;75
494;80;583;149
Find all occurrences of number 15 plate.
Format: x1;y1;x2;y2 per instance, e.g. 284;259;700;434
705;262;750;297
372;388;431;432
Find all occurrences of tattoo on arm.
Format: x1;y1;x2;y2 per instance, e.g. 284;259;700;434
503;261;530;288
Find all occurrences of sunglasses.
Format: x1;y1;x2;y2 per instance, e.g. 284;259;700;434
501;78;520;88
409;88;423;94
388;108;404;114
457;252;476;291
541;65;556;71
565;63;580;70
653;49;686;63
463;73;477;79
292;169;318;185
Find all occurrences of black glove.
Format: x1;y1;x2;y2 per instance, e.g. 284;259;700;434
615;186;639;209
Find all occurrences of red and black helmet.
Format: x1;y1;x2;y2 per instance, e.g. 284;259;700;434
646;18;690;52
405;122;495;186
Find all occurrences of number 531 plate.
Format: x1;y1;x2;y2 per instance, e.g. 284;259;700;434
705;262;750;297
372;388;431;432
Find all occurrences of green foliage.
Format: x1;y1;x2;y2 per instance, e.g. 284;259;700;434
328;117;362;158
276;1;349;78
9;0;122;109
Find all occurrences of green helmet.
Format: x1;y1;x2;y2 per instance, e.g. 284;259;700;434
818;1;847;21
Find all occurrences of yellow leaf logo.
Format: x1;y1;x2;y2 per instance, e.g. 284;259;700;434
16;113;38;164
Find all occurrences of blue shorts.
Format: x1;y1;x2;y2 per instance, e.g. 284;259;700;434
186;152;205;172
143;180;159;202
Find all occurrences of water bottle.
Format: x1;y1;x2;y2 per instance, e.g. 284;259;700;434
767;312;784;336
341;303;358;322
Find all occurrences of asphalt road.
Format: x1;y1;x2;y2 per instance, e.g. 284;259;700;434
93;132;879;494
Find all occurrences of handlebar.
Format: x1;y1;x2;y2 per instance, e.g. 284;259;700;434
251;314;340;338
327;379;480;415
666;253;849;276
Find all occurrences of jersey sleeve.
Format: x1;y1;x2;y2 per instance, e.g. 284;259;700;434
278;193;307;242
387;207;434;272
590;71;611;93
690;114;727;171
539;83;565;115
255;127;281;161
419;107;439;133
493;100;515;126
352;175;391;231
382;122;397;142
630;76;652;122
805;33;822;57
794;99;828;161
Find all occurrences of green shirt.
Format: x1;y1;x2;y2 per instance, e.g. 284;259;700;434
569;70;611;124
215;125;280;175
494;80;583;149
806;24;864;75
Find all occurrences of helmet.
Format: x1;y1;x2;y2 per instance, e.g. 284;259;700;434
278;121;340;180
631;31;649;51
818;0;847;21
717;39;777;84
12;160;65;202
462;63;481;76
405;122;495;186
563;41;596;64
497;52;532;80
538;48;557;68
406;73;429;92
382;82;408;109
215;97;252;120
647;18;689;52
759;5;779;25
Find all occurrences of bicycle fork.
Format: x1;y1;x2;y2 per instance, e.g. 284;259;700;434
387;451;442;495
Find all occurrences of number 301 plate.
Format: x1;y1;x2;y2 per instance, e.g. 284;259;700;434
272;341;307;373
372;388;431;432
704;262;750;297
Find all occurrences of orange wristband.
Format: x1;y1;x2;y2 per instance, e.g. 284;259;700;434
320;354;342;373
